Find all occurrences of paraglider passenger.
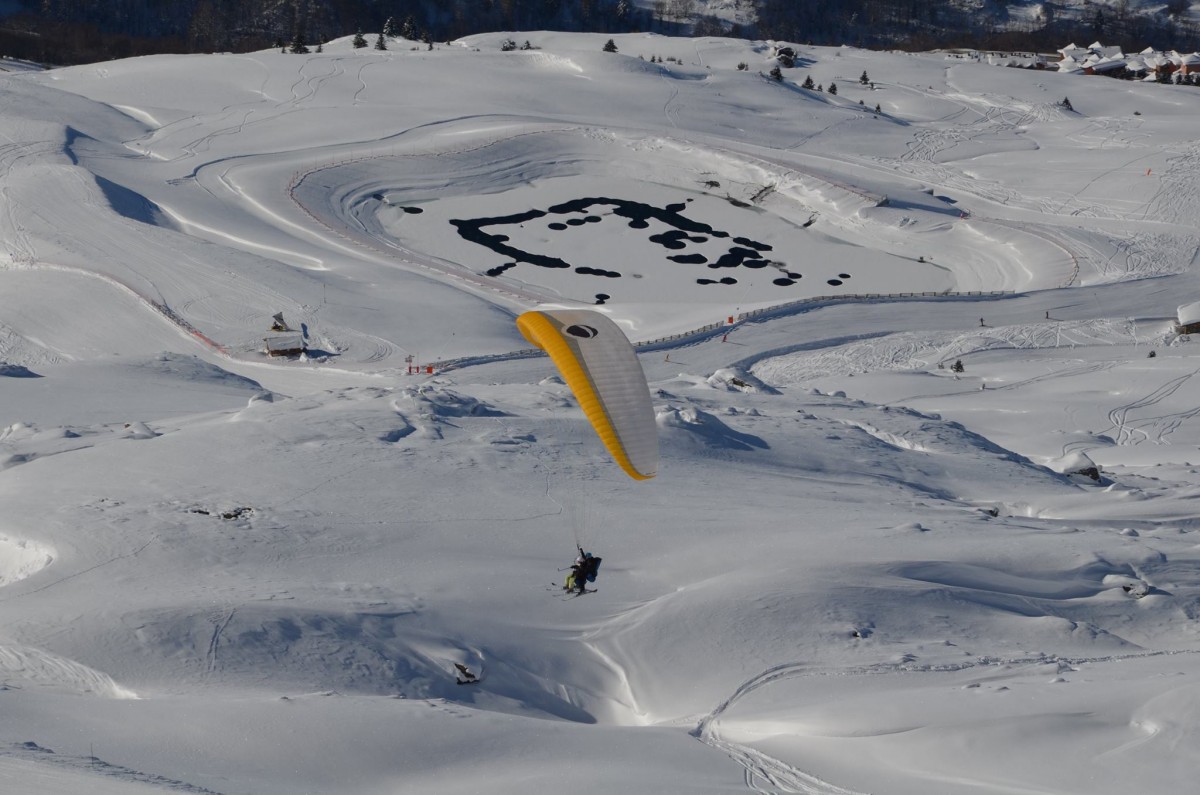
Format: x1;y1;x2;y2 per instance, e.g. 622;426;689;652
566;556;587;594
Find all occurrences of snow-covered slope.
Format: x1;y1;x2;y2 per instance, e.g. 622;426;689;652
2;32;1200;794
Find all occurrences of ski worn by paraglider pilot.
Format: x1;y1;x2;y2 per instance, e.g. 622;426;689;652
565;547;602;594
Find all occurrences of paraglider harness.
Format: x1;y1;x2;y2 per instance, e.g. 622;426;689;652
565;546;602;593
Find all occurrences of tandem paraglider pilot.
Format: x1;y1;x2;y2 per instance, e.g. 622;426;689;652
565;547;602;594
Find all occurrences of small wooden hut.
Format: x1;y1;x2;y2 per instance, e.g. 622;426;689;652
264;334;305;357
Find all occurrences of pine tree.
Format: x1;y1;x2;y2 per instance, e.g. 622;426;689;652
860;70;870;84
402;17;417;40
828;81;837;95
352;30;367;49
289;30;309;54
375;32;387;51
603;39;618;53
802;74;815;90
769;65;782;81
383;17;398;37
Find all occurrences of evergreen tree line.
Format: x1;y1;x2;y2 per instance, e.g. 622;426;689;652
1;0;1199;65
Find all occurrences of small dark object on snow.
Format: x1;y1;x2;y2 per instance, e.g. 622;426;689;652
950;359;965;373
1148;350;1157;358
454;663;479;683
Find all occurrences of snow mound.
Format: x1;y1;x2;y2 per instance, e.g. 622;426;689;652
120;422;158;439
0;423;95;472
0;535;54;587
0;643;137;698
524;51;585;74
659;405;769;451
0;363;40;378
1048;450;1102;481
131;352;262;391
707;367;779;394
126;605;469;697
395;384;507;419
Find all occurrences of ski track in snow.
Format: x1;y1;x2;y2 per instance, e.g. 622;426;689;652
693;662;869;795
204;606;237;677
0;741;223;794
694;648;1200;794
1103;367;1200;446
0;537;156;605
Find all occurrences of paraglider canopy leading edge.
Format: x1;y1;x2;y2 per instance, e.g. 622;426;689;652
516;308;658;481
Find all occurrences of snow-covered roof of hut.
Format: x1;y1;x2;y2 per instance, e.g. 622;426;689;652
1090;57;1127;73
1178;302;1200;326
1179;52;1200;66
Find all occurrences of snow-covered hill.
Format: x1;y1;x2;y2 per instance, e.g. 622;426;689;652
2;32;1199;794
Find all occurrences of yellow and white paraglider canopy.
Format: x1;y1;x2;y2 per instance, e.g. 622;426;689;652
517;308;658;481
